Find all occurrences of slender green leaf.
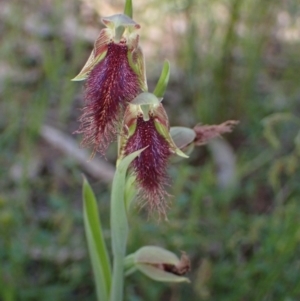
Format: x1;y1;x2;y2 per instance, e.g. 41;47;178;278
153;60;170;98
83;177;111;301
124;0;133;18
110;148;146;301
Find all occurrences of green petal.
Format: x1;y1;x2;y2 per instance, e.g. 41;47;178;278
71;51;107;81
71;29;111;81
128;45;148;91
170;126;196;150
134;246;180;265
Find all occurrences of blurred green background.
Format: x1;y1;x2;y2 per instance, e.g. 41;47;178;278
1;0;300;300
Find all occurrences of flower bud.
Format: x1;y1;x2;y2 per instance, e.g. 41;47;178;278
125;246;190;283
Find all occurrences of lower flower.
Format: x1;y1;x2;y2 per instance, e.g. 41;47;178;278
119;100;187;215
123;109;171;214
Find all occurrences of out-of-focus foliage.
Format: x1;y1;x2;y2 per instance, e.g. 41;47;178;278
0;0;300;300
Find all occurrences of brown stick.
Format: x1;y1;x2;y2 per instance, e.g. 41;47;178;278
41;125;115;183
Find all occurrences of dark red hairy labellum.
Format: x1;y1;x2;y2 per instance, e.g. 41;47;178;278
124;115;171;214
77;42;141;155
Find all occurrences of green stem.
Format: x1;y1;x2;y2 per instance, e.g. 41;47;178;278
109;149;146;301
110;256;125;301
110;171;128;301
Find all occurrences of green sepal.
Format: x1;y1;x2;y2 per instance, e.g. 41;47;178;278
102;14;139;30
71;50;107;81
138;264;190;283
153;60;170;98
135;246;180;265
131;92;161;106
125;246;190;283
131;93;161;121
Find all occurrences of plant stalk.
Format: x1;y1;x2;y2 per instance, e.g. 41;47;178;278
109;149;146;301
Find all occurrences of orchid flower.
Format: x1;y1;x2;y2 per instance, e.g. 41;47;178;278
73;14;147;155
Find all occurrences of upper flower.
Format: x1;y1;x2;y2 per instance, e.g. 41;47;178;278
72;14;147;156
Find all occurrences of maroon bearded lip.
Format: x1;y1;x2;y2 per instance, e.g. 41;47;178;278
124;113;172;214
78;41;141;155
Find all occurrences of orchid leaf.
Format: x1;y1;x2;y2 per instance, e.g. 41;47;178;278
124;0;133;18
153;60;170;98
83;177;111;301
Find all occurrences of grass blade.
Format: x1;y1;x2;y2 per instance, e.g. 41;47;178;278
83;177;111;301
